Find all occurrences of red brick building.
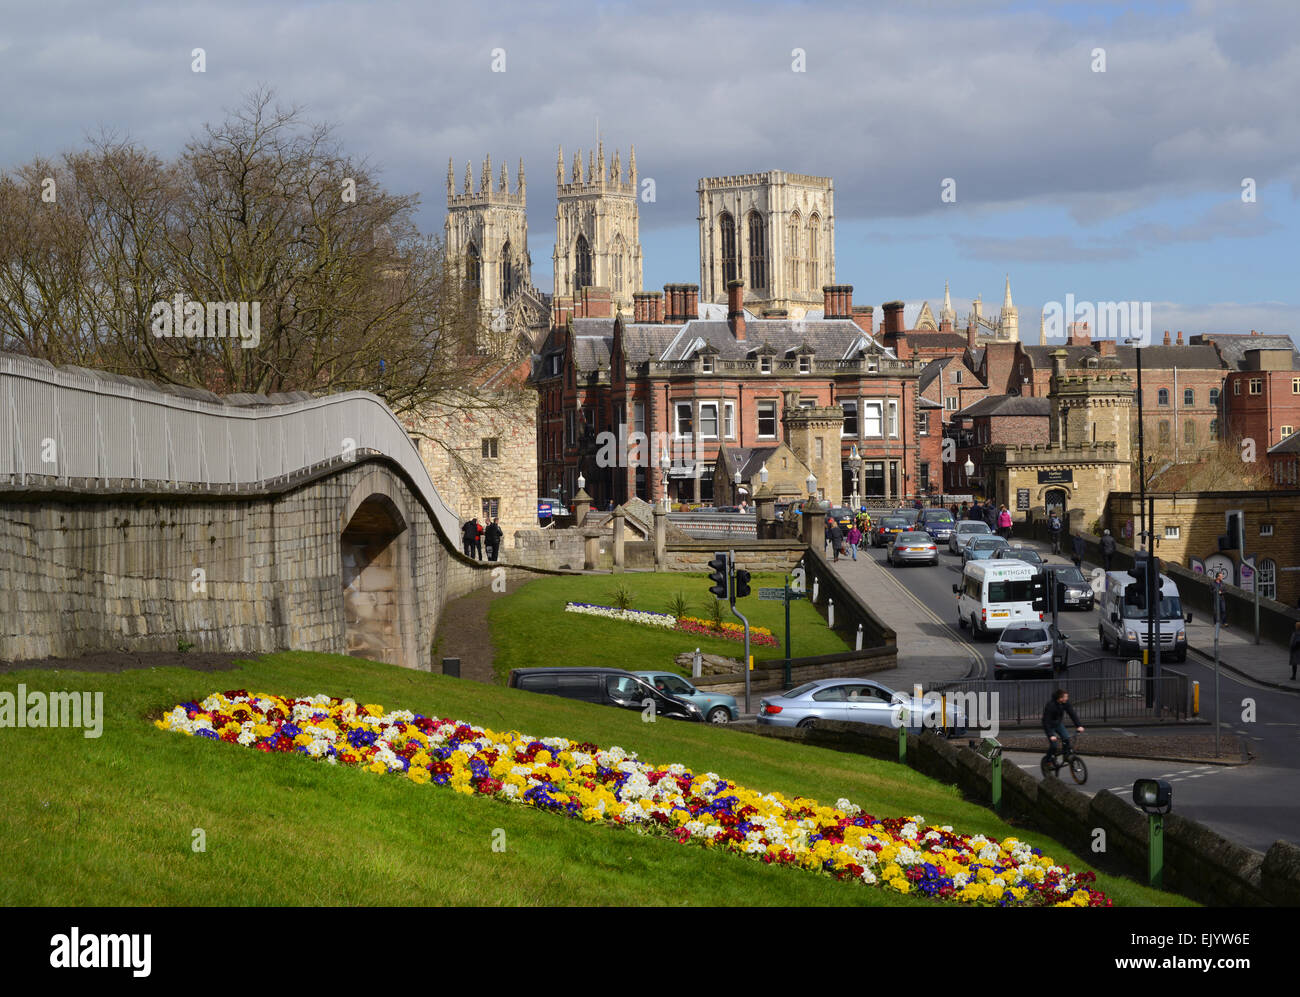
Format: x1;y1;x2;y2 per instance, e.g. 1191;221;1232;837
533;282;932;509
1195;332;1300;451
945;395;1051;494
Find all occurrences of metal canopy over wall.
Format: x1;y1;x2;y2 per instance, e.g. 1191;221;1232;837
0;353;460;541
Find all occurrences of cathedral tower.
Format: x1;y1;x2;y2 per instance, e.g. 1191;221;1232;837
999;274;1019;342
445;155;532;311
553;141;643;315
698;171;834;320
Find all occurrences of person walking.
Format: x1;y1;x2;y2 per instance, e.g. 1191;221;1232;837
1100;529;1116;571
997;504;1012;540
846;523;861;561
461;518;477;558
1213;570;1228;630
959;501;969;521
1289;622;1300;681
1071;533;1086;569
473;518;485;561
829;519;845;563
1048;510;1063;556
969;500;982;522
485;518;503;562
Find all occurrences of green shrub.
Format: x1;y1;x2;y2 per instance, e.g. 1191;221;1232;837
611;584;634;612
666;591;690;620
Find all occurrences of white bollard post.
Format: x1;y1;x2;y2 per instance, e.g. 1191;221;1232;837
828;597;834;628
856;624;863;650
813;577;820;603
692;648;702;678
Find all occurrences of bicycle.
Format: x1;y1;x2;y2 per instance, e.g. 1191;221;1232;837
1041;733;1088;784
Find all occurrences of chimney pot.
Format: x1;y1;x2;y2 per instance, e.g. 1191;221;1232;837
727;279;746;341
1176;330;1183;345
1163;330;1171;345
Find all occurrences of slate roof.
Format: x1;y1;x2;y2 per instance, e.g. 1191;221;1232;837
720;445;784;480
958;395;1050;418
1195;333;1300;371
918;357;952;392
1268;429;1300;455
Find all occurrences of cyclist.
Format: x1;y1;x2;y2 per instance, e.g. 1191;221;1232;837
1042;689;1084;771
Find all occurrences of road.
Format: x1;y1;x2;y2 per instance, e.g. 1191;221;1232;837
849;536;1300;851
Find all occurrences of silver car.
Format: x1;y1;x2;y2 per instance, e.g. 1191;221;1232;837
757;678;965;733
949;520;992;555
888;531;938;567
992;624;1069;678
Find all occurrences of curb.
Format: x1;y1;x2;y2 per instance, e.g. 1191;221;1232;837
1001;747;1249;767
1187;643;1300;694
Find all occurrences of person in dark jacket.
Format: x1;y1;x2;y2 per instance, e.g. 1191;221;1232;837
461;519;477;558
1071;533;1086;568
473;518;484;560
1047;512;1063;555
828;521;845;562
485;518;504;562
1100;529;1116;571
1289;622;1300;681
1042;689;1084;769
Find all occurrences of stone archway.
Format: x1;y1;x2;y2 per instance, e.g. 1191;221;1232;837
340;488;414;668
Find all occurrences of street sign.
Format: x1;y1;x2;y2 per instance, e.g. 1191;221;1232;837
1016;488;1030;511
759;588;803;601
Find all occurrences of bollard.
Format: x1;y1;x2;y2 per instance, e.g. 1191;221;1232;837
828;597;834;628
1192;679;1199;717
813;577;820;603
898;725;907;763
855;623;863;651
692;648;702;678
1148;813;1165;889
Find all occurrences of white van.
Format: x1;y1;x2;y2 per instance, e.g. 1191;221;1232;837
953;560;1041;639
1098;569;1189;662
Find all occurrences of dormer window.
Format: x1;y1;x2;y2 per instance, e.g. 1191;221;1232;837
760;356;773;374
701;355;714;374
799;355;811;374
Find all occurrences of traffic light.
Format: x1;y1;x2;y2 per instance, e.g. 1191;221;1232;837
733;568;752;600
707;552;730;600
1127;558;1148;609
1030;570;1049;612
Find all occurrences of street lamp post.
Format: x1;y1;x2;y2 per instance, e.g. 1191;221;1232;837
849;444;862;510
1125;338;1147;553
734;469;742;507
659;452;671;511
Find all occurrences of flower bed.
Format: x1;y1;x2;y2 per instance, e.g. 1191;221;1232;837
155;690;1111;907
564;602;779;647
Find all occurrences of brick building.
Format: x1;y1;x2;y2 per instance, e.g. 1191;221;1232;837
1196;332;1300;451
532;282;931;510
945;395;1050;494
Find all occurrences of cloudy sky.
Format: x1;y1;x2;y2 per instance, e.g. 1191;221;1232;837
2;0;1297;338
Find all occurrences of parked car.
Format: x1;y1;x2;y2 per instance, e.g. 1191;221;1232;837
915;507;956;543
961;535;1011;564
757;678;965;733
632;671;738;724
888;531;939;567
872;515;911;548
992;623;1069;678
1051;565;1095;611
993;546;1045;568
507;667;703;721
949;520;992;555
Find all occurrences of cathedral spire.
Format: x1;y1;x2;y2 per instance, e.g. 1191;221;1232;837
597;139;605;181
944;280;952;311
587;149;595;183
518;158;526;197
1003;274;1014;310
480;154;492;195
572;151;582;183
629;144;637;185
463;161;472;194
447;158;454;197
499;161;508;193
556;146;564;184
612;149;621;184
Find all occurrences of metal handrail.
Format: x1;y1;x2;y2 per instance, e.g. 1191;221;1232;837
0;353;460;540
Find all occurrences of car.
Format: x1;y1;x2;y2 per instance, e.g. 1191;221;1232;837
827;506;855;531
632;671;738;724
757;678;965;733
888;530;938;567
872;515;911;548
891;508;921;526
1050;565;1095;611
992;623;1069;679
949;520;993;555
993;546;1045;568
915;507;956;543
961;535;1011;564
507;667;704;721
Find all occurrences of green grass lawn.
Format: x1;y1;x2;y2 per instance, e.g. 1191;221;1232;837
487;572;850;682
0;651;1192;906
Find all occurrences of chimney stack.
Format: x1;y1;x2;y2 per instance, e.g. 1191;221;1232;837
682;284;699;321
663;284;682;323
852;304;874;336
1163;330;1171;345
823;284;853;319
727;279;746;341
966;317;977;350
1098;338;1116;358
1251;329;1258;336
633;292;652;324
1176;330;1184;345
883;300;906;337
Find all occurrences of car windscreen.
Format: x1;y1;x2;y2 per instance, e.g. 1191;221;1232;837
881;518;907;528
1055;567;1085;583
924;511;954;522
656;675;694;695
784;682;821;699
959;523;990;533
1006;549;1041;562
1121;595;1184;620
897;533;930;542
1001;627;1048;643
987;579;1033;603
972;538;1006;548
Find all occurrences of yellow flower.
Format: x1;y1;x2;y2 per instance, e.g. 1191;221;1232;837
363;703;385;717
408;767;431;785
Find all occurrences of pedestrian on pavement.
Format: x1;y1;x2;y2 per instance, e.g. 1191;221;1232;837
959;501;969;521
485;518;503;562
1100;529;1116;571
461;518;477;558
829;520;845;562
846;523;861;560
1290;622;1300;680
473;518;485;560
997;504;1012;539
1214;570;1228;629
824;516;834;556
1071;533;1085;568
969;500;982;522
1048;511;1063;555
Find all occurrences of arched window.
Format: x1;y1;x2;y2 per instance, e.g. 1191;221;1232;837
500;241;513;299
1258;558;1277;600
719;212;738;286
747;211;767;292
611;235;625;293
465;242;481;292
1157;388;1169;406
786;211;801;291
807;214;820;292
574;234;593;291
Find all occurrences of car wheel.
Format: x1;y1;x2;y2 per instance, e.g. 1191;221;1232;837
796;717;818;729
706;707;730;725
971;614;982;639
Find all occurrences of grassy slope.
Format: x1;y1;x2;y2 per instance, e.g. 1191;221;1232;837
0;651;1191;906
487;572;850;681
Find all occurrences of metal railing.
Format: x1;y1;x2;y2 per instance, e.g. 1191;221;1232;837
0;353;461;539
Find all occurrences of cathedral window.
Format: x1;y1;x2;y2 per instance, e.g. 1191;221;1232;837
465;243;481;292
720;212;738;286
500;241;513;299
786;212;800;291
612;236;626;292
807;215;820;292
575;234;593;291
747;211;768;292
